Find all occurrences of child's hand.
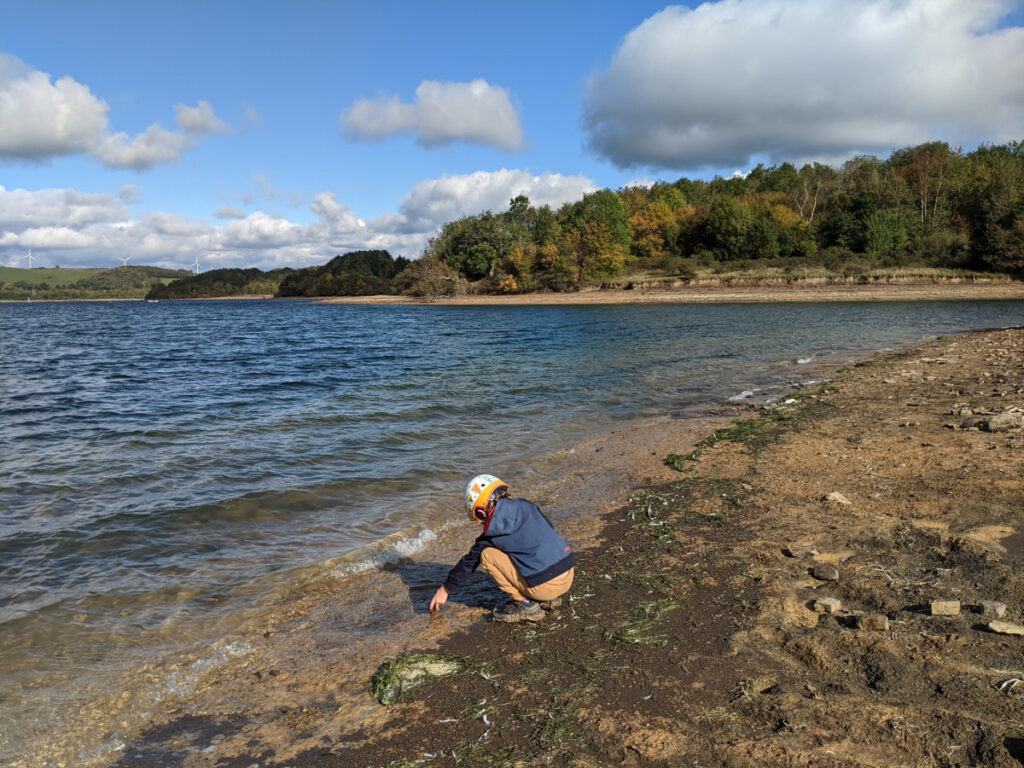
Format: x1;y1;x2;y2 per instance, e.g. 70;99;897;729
429;585;449;613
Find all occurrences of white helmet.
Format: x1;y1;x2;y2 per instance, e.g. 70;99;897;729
464;474;507;516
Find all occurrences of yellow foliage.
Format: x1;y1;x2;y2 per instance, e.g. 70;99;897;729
769;204;802;228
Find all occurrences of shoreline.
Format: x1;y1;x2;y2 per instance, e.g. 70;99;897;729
5;281;1022;306
318;280;1024;306
114;326;1024;766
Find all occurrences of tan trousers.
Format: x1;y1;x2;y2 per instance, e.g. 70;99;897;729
479;547;574;602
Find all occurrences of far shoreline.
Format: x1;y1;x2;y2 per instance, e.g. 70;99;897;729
318;279;1024;306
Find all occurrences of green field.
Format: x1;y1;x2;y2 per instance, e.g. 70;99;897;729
0;266;105;286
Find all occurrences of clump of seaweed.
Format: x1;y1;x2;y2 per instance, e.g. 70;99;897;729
370;652;463;705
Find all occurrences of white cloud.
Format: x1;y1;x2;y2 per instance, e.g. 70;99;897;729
0;53;232;169
92;125;190;170
0;185;129;232
175;101;231;134
584;0;1024;171
341;78;527;152
0;170;594;271
0;53;108;159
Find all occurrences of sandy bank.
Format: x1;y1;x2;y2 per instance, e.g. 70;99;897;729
319;280;1024;306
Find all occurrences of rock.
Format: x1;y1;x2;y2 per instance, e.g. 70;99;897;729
371;653;463;705
783;545;819;559
857;614;889;631
987;620;1024;636
930;600;960;616
814;597;842;614
824;492;852;507
812;564;839;582
983;411;1024;432
981;600;1007;619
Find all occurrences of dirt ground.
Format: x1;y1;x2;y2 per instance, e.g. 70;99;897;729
117;327;1024;768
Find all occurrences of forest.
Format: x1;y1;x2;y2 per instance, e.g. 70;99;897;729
404;140;1024;296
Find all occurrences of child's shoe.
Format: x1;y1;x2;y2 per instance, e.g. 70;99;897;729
493;600;543;623
539;597;563;611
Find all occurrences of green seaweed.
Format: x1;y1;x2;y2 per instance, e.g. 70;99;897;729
370;652;463;706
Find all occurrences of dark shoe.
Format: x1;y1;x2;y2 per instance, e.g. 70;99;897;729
493;600;543;623
539;597;563;611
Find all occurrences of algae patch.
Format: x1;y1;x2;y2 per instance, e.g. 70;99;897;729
371;653;463;705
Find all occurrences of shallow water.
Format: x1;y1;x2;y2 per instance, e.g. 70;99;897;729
1;298;1023;763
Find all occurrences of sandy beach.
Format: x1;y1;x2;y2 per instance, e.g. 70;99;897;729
114;325;1024;767
318;280;1024;306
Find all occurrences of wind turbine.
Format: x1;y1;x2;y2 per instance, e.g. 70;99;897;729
119;256;131;268
191;256;201;275
23;249;34;269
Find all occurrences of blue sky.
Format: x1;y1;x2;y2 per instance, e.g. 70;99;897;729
2;0;1023;271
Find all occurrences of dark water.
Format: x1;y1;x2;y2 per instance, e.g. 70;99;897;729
1;297;1022;763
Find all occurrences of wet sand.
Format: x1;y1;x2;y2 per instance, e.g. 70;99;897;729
319;280;1024;306
110;326;1024;767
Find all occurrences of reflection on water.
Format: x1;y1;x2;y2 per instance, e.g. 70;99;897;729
1;298;1023;764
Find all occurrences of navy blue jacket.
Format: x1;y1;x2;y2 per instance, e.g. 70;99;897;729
442;498;574;593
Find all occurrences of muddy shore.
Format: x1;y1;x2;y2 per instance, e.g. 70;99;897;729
117;327;1024;768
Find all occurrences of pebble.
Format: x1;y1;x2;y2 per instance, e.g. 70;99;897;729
981;600;1007;619
783;545;818;559
987;620;1024;636
857;614;889;631
824;492;851;506
812;564;839;582
985;411;1024;432
814;597;842;614
930;600;960;616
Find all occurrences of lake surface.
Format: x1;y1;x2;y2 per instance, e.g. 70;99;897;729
1;297;1022;764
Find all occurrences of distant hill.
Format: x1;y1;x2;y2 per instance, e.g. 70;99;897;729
0;265;190;301
145;267;293;299
277;250;409;297
145;250;411;299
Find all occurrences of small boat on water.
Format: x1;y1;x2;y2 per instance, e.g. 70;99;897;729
147;299;159;303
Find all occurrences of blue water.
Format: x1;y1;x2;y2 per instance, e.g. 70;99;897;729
1;297;1022;763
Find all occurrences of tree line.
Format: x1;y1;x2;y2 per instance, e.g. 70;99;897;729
143;140;1023;301
410;140;1024;295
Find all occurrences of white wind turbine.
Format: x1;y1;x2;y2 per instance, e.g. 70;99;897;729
22;249;34;269
119;256;131;268
191;256;201;275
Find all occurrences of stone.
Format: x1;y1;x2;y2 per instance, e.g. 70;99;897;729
930;600;960;617
981;600;1007;619
814;597;842;614
824;492;852;506
857;613;889;631
812;564;839;582
987;620;1024;636
783;545;819;559
984;411;1024;432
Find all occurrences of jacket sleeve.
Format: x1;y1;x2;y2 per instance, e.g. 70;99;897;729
442;534;491;593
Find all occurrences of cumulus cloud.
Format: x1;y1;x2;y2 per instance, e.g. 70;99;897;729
0;53;232;169
1;170;594;271
584;0;1024;171
174;101;231;134
341;78;526;151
